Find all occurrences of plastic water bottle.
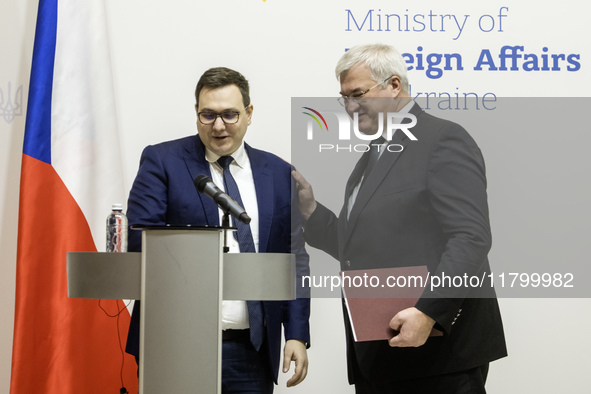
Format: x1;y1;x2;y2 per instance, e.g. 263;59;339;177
106;204;128;252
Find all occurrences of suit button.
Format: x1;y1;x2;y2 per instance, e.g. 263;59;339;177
345;260;352;268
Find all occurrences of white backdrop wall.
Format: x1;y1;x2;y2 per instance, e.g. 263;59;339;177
1;0;590;392
1;1;36;393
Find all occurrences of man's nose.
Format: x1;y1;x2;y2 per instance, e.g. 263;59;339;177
345;99;362;115
212;116;226;131
345;98;362;112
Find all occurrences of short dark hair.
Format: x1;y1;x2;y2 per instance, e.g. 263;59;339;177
195;67;250;108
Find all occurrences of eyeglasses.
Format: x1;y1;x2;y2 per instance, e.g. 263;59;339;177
198;108;246;125
338;75;394;107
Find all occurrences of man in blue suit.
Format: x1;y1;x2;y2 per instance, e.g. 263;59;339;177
125;67;310;393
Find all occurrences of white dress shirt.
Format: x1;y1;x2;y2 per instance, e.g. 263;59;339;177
205;142;259;330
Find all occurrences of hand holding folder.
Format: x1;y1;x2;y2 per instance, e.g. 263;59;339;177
342;266;443;342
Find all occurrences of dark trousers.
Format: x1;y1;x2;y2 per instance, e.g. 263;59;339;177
354;362;489;394
222;330;274;394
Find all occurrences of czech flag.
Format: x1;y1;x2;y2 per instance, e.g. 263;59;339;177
11;0;138;392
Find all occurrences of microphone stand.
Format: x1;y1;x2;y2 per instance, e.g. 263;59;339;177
221;211;231;253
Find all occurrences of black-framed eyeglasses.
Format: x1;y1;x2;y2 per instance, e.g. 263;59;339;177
198;108;247;125
337;75;394;107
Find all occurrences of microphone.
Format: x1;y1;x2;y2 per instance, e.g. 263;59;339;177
193;175;251;224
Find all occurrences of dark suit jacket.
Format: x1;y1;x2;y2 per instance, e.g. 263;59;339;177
304;103;506;383
125;134;310;383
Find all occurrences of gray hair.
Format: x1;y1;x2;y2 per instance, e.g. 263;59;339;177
335;44;409;93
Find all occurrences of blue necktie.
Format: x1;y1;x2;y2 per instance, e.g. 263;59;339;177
217;156;264;351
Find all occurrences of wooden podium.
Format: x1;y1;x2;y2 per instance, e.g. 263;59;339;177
67;226;296;394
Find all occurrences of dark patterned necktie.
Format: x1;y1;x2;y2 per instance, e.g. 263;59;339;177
361;136;386;187
217;156;264;351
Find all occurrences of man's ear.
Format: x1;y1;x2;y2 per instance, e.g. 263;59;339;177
389;76;403;97
246;104;254;126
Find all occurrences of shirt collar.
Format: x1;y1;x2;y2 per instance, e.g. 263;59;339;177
381;99;416;141
205;141;248;169
400;99;415;114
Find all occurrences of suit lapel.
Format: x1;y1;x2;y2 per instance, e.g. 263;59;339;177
183;134;219;226
338;152;369;252
246;144;273;253
344;152;370;203
344;103;424;242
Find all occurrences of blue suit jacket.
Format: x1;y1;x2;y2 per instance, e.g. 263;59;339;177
125;134;310;382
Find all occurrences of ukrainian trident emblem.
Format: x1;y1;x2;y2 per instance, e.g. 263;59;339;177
0;82;23;124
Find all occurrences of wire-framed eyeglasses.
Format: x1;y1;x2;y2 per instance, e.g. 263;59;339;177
337;75;394;107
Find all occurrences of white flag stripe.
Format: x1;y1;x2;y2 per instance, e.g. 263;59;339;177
51;0;125;251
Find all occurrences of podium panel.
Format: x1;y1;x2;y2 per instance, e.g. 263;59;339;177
140;229;224;394
67;252;141;299
223;253;295;300
67;252;296;302
67;226;297;394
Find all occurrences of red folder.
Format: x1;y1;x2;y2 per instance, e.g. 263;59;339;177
341;266;443;342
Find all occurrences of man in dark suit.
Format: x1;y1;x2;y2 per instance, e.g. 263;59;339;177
126;67;310;393
293;44;506;393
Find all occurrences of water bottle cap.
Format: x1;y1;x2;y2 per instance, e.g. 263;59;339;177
112;203;123;211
